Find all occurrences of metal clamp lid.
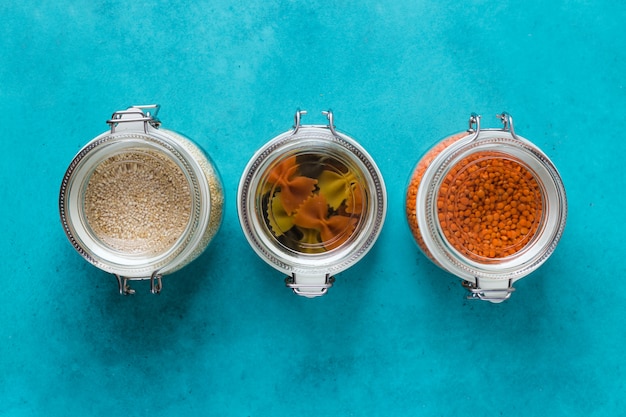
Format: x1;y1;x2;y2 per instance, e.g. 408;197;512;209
285;273;335;298
115;271;163;295
461;278;515;302
292;109;338;136
106;104;161;133
468;112;519;139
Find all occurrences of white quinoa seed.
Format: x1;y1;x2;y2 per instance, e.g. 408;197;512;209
84;150;192;255
163;130;224;272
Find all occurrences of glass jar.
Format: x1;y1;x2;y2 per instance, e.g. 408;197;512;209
59;105;224;294
238;110;387;297
405;113;567;302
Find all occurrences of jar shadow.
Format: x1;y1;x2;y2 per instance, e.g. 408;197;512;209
64;241;225;370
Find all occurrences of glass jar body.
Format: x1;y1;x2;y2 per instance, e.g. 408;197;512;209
406;123;567;301
238;111;386;297
60;125;223;286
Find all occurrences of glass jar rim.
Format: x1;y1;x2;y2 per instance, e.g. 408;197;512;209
59;130;210;277
238;126;387;276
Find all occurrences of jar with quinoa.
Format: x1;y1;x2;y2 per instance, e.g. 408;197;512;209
59;105;223;294
405;113;566;302
238;110;387;298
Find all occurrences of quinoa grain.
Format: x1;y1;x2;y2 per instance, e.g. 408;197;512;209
84;150;192;255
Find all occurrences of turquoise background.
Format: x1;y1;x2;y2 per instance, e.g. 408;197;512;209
1;1;625;416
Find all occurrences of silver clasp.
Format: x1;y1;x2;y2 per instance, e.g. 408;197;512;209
292;109;338;136
461;278;515;302
292;109;307;134
114;271;163;295
115;274;135;295
285;273;335;297
468;112;519;138
467;113;482;141
468;113;481;133
107;104;161;134
497;112;518;139
322;110;338;136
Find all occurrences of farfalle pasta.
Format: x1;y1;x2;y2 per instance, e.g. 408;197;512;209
262;156;317;215
260;154;365;253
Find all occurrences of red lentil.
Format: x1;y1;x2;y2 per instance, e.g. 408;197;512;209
406;133;465;261
406;133;544;261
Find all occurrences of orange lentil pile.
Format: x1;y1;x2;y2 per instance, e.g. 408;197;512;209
406;133;543;261
406;133;465;261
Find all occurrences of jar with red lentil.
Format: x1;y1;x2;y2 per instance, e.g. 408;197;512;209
405;113;567;302
59;105;224;294
238;110;387;297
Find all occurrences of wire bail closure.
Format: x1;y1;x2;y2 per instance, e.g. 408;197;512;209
468;112;481;133
107;104;161;134
461;279;515;302
115;271;163;295
468;112;518;137
292;109;338;136
285;274;336;297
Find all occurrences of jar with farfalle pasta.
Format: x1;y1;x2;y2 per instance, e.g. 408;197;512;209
405;113;567;302
238;110;387;297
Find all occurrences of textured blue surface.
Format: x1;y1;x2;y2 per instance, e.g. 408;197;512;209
1;1;625;416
